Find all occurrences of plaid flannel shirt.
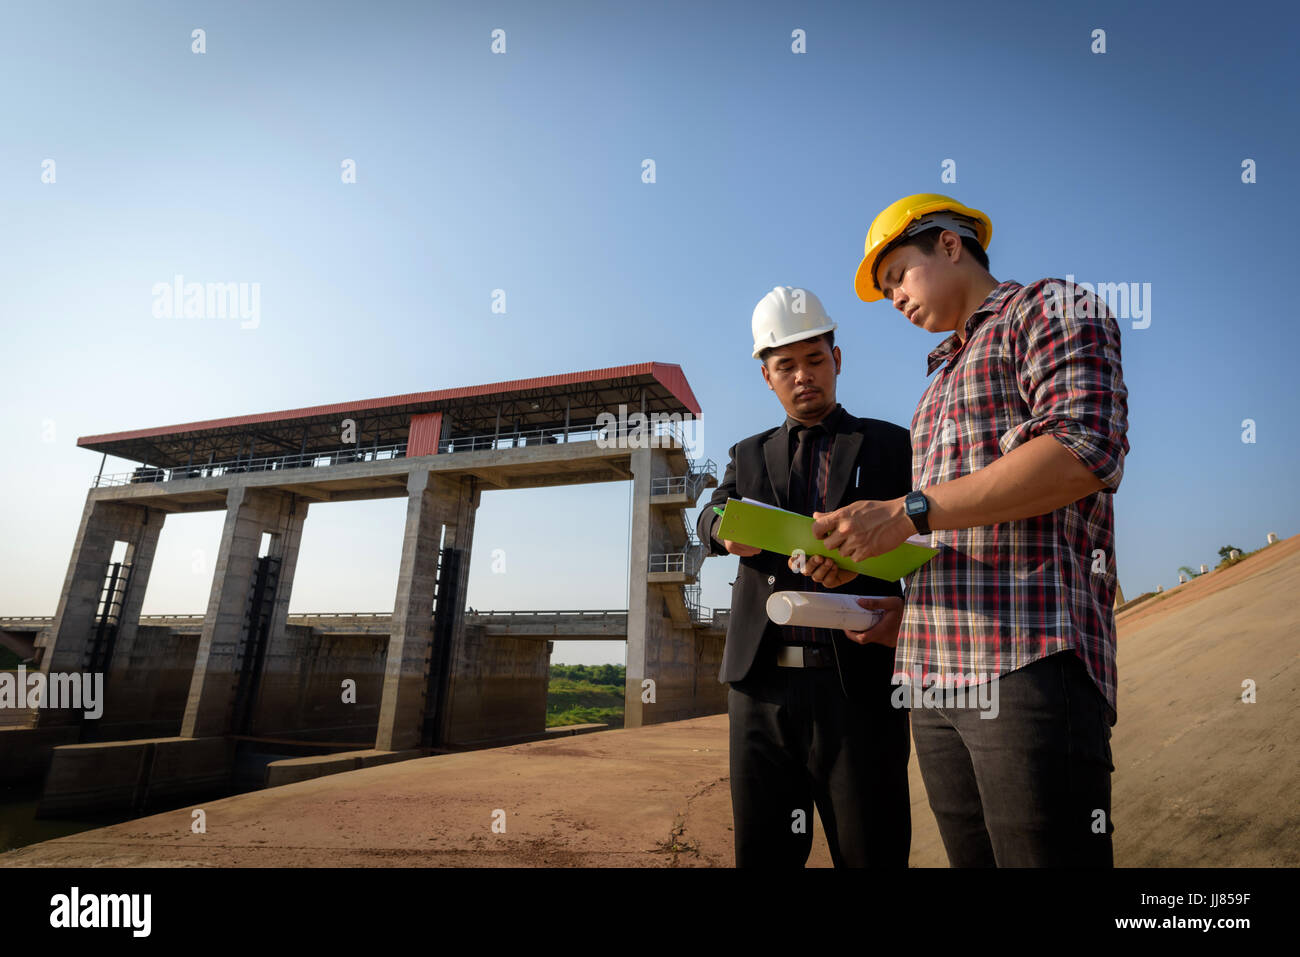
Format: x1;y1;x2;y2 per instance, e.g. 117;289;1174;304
896;278;1130;724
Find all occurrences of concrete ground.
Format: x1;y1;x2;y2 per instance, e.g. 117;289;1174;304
3;537;1296;867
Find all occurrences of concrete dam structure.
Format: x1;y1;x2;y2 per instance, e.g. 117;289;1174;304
0;363;725;816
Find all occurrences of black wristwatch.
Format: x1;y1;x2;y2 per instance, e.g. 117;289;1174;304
904;490;931;535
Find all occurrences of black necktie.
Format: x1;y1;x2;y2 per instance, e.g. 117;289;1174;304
787;424;824;514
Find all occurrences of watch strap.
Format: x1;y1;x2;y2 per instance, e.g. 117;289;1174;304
906;491;931;535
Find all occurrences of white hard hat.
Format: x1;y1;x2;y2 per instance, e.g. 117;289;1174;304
751;286;837;359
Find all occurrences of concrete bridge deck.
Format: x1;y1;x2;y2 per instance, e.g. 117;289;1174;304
82;437;695;512
2;608;727;650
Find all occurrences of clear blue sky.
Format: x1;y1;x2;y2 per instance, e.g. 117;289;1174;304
2;1;1296;666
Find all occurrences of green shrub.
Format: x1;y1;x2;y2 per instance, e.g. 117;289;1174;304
547;664;625;728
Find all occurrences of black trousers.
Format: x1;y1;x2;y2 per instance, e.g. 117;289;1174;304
909;649;1115;867
727;644;911;867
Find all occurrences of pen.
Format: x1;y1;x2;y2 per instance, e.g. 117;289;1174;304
713;506;725;517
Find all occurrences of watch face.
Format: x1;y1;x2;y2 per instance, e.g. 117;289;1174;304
906;495;925;515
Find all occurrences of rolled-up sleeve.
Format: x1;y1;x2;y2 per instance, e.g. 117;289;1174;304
998;278;1130;491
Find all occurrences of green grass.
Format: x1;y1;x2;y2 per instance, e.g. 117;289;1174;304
1217;545;1265;570
547;665;625;729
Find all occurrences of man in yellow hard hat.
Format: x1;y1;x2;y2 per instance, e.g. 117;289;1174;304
695;285;914;867
810;193;1130;867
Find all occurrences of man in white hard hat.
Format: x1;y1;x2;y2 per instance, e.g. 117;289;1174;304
695;285;914;867
809;193;1129;867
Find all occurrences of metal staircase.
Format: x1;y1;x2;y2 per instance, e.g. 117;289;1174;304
83;559;133;676
231;554;281;735
648;454;719;626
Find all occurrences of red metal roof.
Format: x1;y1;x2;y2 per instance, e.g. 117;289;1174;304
77;362;702;449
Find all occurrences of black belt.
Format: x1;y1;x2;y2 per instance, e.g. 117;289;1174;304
775;644;835;669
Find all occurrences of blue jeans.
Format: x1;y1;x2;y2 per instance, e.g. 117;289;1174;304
908;649;1115;867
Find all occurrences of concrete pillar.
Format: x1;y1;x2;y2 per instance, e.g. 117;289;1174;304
101;509;167;669
34;497;168;729
238;490;311;738
180;487;308;739
264;493;310;663
375;469;478;751
433;479;482;745
624;444;695;728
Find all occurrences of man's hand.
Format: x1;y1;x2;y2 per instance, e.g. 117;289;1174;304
843;595;903;648
788;552;858;588
723;539;761;557
811;498;914;562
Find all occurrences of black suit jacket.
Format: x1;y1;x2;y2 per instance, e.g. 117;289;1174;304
697;410;913;699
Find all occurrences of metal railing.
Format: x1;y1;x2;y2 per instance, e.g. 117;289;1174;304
437;426;590;453
465;609;627;618
439;419;696;453
649;535;705;578
90;419;707;488
650;458;717;499
93;442;411;488
683;583;710;623
633;420;694;449
2;606;731;629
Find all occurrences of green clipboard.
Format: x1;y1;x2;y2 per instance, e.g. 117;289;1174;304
715;497;938;582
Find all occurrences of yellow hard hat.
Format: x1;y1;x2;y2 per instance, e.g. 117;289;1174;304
853;193;992;302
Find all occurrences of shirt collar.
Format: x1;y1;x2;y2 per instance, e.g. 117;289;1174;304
925;280;1024;375
784;402;848;436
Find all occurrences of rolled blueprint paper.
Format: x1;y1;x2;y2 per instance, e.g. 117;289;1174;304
765;591;885;631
